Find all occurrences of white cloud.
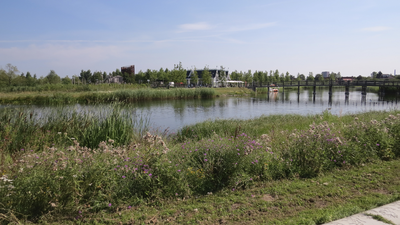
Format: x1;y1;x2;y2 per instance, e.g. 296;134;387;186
178;22;213;32
224;22;276;33
361;26;392;32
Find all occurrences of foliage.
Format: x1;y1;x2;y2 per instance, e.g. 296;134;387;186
2;106;400;223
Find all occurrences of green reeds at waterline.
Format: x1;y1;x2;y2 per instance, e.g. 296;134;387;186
0;104;149;153
0;88;216;105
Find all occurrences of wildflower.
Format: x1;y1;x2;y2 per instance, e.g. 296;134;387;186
149;174;152;176
108;203;112;207
128;206;132;209
177;170;181;172
204;159;208;162
237;153;240;155
175;193;178;196
122;176;126;178
377;144;380;146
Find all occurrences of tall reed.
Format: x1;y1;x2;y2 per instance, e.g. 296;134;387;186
0;104;149;154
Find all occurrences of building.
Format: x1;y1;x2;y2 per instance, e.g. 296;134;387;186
322;71;330;78
186;69;229;87
104;75;124;83
121;65;135;76
340;76;355;82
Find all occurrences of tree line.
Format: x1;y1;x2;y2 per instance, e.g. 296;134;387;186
1;62;349;88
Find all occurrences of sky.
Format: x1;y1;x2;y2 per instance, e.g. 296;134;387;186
0;0;399;78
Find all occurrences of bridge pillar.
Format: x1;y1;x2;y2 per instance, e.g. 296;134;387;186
361;85;367;96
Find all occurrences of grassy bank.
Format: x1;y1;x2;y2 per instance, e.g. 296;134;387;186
1;109;400;223
0;88;216;105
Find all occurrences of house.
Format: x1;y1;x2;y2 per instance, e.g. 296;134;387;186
104;75;124;84
340;76;355;82
186;69;229;87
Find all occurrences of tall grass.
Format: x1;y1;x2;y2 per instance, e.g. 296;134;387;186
0;104;149;154
0;83;148;93
0;88;216;105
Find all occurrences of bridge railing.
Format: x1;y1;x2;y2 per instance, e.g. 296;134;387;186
250;80;400;87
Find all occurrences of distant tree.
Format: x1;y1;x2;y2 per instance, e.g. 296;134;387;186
157;68;166;83
191;68;198;86
135;70;145;84
0;68;8;87
46;70;61;84
62;76;72;85
202;66;212;86
102;72;107;81
307;72;314;82
371;71;378;79
11;76;28;86
5;63;19;85
284;72;290;82
298;74;305;81
273;69;279;81
357;75;363;81
230;70;243;81
91;71;103;83
79;70;92;84
26;71;32;79
315;74;323;82
377;71;383;79
243;70;253;85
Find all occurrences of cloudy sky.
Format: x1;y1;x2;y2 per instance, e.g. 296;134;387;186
0;0;399;78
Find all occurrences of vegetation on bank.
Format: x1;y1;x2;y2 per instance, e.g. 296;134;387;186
0;88;216;105
1;108;400;223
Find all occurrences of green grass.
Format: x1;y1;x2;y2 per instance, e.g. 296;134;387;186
2;110;400;223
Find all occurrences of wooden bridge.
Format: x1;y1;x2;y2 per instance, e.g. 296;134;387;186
247;80;400;102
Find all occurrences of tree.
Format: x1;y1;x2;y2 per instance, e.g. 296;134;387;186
201;66;212;86
46;70;61;84
5;63;19;85
62;76;72;85
285;72;290;82
79;70;92;84
377;71;383;79
0;68;8;87
315;74;323;82
91;71;103;83
357;75;363;81
307;72;314;82
191;68;198;86
298;74;305;81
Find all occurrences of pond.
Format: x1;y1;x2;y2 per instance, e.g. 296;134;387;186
5;87;400;132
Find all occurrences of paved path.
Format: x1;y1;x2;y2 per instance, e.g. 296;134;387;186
325;201;400;225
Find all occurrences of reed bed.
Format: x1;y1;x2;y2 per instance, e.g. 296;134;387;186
0;83;147;93
0;104;149;154
1;110;400;223
0;88;216;105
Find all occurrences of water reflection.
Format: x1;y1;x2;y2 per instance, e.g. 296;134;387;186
3;87;400;132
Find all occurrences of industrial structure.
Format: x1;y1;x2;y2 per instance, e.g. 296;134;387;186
121;65;135;76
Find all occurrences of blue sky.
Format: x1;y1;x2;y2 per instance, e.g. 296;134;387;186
0;0;399;78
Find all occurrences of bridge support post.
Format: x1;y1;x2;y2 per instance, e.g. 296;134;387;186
313;84;316;103
297;81;300;103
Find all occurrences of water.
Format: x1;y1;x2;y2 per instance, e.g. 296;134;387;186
4;87;400;132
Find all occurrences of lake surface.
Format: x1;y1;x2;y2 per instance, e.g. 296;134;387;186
6;87;400;132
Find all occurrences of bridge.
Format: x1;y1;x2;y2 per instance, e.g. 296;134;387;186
247;80;400;103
